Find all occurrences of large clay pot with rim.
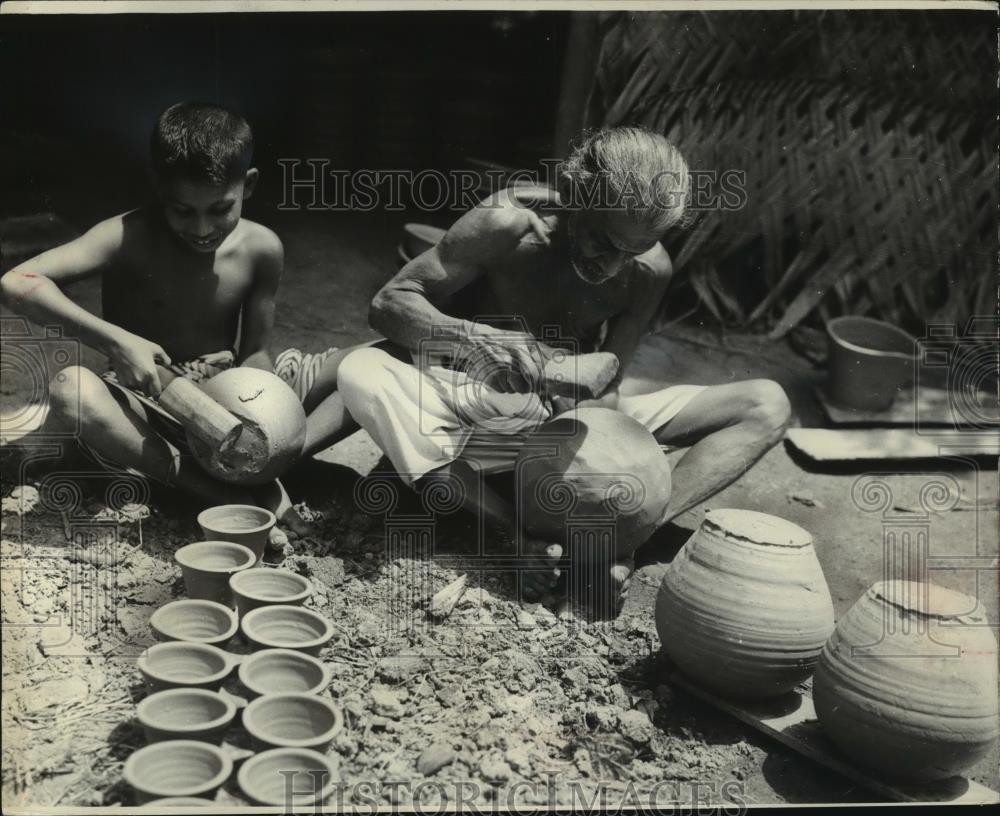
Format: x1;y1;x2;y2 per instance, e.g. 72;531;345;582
516;407;672;558
813;580;999;781
189;368;306;485
655;509;835;700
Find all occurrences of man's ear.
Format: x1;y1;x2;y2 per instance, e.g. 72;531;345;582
242;168;260;200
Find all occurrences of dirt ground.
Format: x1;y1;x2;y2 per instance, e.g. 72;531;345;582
1;209;997;809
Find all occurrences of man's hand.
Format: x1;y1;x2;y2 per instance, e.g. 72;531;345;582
107;332;172;397
460;332;552;394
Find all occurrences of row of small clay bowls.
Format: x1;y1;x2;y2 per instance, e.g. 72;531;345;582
655;509;999;783
125;504;342;807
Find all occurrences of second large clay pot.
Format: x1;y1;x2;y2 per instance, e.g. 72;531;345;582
189;368;306;485
655;509;835;699
813;580;999;781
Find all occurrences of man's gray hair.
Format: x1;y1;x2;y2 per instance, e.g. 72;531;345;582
558;126;690;232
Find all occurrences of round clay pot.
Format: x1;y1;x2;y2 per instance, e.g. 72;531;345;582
517;407;672;559
137;642;241;693
150;599;238;648
236;747;339;806
124;740;233;805
174;541;256;607
238;649;330;697
137;688;238;744
197;505;276;563
242;693;344;751
814;580;999;781
826;316;915;411
240;605;335;656
189;368;306;485
655;509;835;700
229;568;311;616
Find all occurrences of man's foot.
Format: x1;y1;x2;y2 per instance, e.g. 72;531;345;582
253;480;312;536
608;561;633;614
521;538;563;601
559;556;633;621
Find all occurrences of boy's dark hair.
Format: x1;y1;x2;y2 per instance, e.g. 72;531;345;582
151;102;253;184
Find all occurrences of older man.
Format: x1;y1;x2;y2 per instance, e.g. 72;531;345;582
338;126;790;603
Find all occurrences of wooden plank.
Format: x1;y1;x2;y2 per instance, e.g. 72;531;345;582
786;428;1000;461
669;672;999;804
815;387;999;427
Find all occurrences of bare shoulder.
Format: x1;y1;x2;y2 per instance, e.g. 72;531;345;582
441;188;547;261
238;219;284;263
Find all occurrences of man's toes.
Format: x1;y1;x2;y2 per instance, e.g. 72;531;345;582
609;563;632;589
543;542;562;565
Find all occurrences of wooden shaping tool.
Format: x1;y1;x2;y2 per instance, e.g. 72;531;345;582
157;375;244;454
786;428;1000;461
541;351;619;400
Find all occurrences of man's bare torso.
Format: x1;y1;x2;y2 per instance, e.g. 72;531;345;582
445;197;667;352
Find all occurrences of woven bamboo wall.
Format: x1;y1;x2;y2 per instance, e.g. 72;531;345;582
589;10;997;338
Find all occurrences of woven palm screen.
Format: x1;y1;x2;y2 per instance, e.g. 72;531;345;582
586;10;997;339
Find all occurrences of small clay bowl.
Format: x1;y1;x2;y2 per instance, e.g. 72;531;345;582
150;599;238;648
124;740;233;805
238;649;330;697
242;693;344;751
175;541;256;607
197;504;276;563
143;797;215;806
137;688;238;744
240;605;335;656
236;747;339;806
137;642;240;693
229;568;311;616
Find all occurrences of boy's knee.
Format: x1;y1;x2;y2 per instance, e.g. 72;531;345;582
743;379;791;440
48;366;89;417
48;366;105;426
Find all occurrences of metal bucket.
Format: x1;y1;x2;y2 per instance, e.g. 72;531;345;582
826;316;916;411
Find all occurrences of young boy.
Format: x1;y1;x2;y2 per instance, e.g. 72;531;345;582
1;102;358;534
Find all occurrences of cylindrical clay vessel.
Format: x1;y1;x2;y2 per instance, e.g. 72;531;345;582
655;509;835;699
814;580;999;781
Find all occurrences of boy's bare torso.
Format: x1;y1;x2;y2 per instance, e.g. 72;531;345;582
102;208;261;362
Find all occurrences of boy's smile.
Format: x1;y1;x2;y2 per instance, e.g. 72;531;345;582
158;171;257;254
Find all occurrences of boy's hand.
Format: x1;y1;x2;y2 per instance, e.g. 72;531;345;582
107;333;172;397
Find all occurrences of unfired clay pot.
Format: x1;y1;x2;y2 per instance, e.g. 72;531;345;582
655;509;835;699
813;580;999;781
124;740;232;804
150;599;238;648
242;692;344;751
240;605;335;655
237;748;339;807
189;368;306;485
517;407;672;558
137;642;241;693
826;316;915;411
197;505;276;563
174;541;256;607
137;688;239;744
229;568;312;617
238;649;330;697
